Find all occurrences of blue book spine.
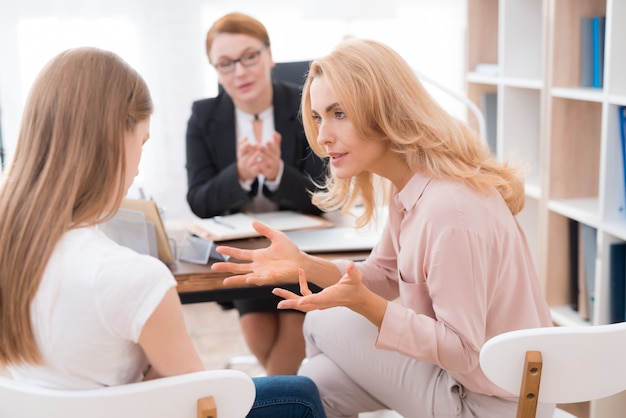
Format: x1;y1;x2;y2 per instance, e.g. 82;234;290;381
592;16;606;88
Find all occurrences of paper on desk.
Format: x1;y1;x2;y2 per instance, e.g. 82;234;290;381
191;210;333;241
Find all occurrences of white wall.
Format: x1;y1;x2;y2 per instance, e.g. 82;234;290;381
0;0;467;220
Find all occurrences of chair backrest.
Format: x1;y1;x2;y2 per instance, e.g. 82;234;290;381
217;60;312;95
271;60;311;87
480;322;626;410
0;369;255;418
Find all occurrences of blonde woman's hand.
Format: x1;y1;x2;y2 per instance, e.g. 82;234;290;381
273;261;370;312
211;220;305;286
274;262;387;327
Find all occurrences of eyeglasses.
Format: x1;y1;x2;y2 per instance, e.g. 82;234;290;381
213;45;268;74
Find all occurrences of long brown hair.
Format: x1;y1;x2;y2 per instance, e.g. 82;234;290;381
0;47;153;365
301;38;525;228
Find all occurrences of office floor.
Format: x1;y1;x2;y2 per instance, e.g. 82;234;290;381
182;301;401;418
181;301;263;375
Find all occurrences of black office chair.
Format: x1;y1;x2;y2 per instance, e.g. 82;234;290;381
271;60;311;87
218;60;312;94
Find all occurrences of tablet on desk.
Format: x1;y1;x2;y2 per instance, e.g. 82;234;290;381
283;227;381;253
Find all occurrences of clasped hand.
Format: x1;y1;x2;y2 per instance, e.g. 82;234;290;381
237;132;281;182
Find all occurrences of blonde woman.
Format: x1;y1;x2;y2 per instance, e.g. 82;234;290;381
0;47;326;418
212;38;555;418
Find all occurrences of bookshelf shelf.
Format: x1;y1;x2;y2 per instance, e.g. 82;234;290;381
551;87;605;102
608;93;626;106
466;72;498;85
547;198;600;226
550;305;592;327
500;77;543;89
466;0;626;416
603;222;626;245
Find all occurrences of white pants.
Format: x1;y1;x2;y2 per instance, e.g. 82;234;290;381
298;307;555;418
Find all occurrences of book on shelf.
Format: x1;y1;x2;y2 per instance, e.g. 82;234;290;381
579;223;597;322
481;92;497;155
580;16;606;88
592;16;605;88
609;242;626;324
580;17;593;87
617;106;626;214
577;223;589;320
191;210;334;241
568;219;579;312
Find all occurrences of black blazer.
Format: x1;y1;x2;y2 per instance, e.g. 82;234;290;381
185;81;326;218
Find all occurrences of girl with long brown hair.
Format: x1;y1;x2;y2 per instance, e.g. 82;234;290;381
0;46;327;418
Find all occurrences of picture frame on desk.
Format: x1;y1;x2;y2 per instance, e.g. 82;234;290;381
102;198;175;265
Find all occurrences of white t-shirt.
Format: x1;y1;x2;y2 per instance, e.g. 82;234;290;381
8;226;176;389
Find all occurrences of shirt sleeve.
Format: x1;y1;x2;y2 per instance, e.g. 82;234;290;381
94;249;177;343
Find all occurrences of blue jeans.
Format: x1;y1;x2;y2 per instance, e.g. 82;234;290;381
247;375;327;418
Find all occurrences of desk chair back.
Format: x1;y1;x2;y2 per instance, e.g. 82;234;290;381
479;322;626;417
271;60;311;87
217;60;312;96
0;369;255;418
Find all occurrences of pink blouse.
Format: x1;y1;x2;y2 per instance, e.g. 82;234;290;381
335;173;552;396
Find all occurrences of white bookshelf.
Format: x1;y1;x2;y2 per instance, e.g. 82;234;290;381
466;0;626;416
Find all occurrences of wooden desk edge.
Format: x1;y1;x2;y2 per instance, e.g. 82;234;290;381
171;251;368;294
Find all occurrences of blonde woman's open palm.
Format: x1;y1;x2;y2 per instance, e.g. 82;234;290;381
273;261;369;312
211;220;304;286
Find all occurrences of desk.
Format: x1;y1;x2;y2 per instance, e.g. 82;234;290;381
169;236;369;304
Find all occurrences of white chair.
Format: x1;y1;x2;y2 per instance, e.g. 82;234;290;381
0;369;255;418
480;322;626;418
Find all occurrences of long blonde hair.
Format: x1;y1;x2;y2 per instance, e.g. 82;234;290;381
301;38;524;227
0;47;153;365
